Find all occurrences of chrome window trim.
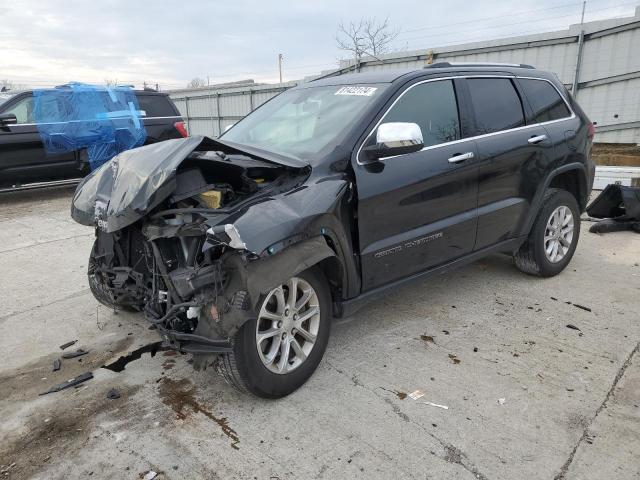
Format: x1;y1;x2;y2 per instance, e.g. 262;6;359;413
356;74;575;165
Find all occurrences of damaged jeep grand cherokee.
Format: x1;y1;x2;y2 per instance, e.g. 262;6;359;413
72;64;595;397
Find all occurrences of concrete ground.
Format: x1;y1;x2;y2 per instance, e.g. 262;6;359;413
0;186;638;480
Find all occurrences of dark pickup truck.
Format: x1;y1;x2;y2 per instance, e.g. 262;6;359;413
0;88;187;191
71;63;595;397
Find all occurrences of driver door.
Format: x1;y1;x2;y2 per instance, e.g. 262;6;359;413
354;78;479;291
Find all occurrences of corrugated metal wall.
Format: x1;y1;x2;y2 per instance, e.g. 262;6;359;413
170;82;295;137
169;7;640;143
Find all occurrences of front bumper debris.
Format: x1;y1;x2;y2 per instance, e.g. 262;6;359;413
156;325;233;354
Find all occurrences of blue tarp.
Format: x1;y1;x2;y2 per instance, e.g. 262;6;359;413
33;83;147;170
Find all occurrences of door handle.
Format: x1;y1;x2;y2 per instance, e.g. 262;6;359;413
528;134;548;144
447;152;474;163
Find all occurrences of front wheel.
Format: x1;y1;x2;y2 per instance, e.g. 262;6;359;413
514;188;581;277
217;267;331;398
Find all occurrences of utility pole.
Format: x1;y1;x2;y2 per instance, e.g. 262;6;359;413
278;53;283;83
572;1;587;98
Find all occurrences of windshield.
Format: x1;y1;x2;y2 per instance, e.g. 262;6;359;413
221;84;386;161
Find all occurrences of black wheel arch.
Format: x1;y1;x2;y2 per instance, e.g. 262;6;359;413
521;163;589;236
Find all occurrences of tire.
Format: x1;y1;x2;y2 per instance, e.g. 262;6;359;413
87;240;140;312
217;267;332;398
514;188;581;277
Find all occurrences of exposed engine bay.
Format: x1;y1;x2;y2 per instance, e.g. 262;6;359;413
73;136;342;360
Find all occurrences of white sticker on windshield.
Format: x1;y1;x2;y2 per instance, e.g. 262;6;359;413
335;86;377;96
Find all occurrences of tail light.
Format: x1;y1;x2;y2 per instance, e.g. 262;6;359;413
174;121;188;138
587;122;595;142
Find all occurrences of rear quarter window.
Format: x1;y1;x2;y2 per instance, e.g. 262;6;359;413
135;94;179;117
519;78;571;123
467;78;525;134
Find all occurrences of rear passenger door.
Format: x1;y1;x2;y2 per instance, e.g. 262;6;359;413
465;77;554;250
355;78;479;290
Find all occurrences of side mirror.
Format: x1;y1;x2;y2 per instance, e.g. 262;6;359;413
0;113;17;126
363;122;424;160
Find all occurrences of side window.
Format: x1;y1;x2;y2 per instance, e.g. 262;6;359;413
2;96;35;124
467;79;525;134
519;79;571;123
136;95;178;117
381;80;460;148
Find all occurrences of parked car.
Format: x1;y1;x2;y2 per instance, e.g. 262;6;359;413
0;88;187;191
71;63;595;397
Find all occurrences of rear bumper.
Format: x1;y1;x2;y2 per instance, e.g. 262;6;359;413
156;325;232;354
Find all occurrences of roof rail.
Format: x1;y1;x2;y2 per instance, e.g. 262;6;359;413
424;62;535;69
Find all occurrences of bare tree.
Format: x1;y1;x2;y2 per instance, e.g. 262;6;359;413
187;77;206;89
1;79;23;91
336;17;399;71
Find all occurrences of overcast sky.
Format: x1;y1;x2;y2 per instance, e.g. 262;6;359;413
1;0;637;90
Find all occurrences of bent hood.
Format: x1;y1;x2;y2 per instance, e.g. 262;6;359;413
71;135;304;233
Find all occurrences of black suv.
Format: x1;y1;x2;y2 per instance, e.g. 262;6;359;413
71;63;595;397
0;89;187;191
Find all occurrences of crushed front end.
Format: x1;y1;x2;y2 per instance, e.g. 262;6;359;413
73;136;314;361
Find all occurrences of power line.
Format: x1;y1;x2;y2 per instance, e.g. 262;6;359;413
397;1;585;35
399;0;639;50
398;0;638;46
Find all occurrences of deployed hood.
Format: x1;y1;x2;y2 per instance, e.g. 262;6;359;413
71;135;303;233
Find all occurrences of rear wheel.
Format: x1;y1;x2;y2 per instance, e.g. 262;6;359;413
217;267;331;398
514;188;580;277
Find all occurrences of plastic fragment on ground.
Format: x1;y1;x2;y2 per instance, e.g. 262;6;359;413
408;389;425;400
39;372;93;395
422;401;449;410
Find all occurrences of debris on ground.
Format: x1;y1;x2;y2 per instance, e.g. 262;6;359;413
395;391;407;400
1;463;17;476
59;340;78;350
586;184;640;233
39;372;93;395
408;389;425;400
102;342;164;372
422;401;449;410
448;354;461;364
473;347;478;352
566;324;582;332
106;388;121;399
141;471;158;480
419;335;435;344
62;348;89;359
498;398;506;405
52;358;61;371
563;300;593;312
572;303;592;312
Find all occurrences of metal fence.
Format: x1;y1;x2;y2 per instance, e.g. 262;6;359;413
169;81;295;137
169;6;640;144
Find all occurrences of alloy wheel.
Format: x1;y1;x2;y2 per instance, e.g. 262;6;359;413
544;205;574;263
255;277;320;374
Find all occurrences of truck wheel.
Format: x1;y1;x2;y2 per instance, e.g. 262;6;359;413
217;267;331;398
514;188;581;277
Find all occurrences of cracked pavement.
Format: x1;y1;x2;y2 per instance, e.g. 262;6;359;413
1;187;639;480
